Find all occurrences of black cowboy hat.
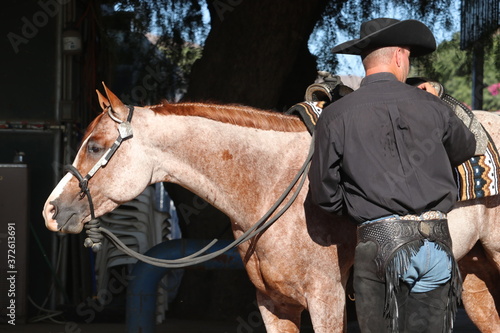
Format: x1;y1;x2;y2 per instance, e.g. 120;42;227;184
331;18;436;57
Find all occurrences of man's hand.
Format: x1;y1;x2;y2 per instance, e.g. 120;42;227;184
417;82;438;96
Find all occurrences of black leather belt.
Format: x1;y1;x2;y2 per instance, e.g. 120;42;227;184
357;217;452;279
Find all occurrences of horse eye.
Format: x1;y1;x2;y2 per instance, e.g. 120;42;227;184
87;143;103;154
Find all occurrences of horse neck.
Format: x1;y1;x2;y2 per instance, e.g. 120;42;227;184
147;111;311;222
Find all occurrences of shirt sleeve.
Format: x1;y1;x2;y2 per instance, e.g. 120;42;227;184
442;106;477;167
308;116;344;215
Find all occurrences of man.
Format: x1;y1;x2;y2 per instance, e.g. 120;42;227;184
308;18;476;333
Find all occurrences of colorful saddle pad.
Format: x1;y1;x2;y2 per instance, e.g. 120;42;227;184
455;138;500;200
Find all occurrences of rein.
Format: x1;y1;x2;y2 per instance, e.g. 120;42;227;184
66;105;314;268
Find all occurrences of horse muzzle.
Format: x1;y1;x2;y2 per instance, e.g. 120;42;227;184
43;198;86;233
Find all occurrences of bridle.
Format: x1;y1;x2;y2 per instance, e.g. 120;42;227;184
66;105;134;252
65;104;315;268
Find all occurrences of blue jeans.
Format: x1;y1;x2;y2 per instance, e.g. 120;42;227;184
401;240;452;293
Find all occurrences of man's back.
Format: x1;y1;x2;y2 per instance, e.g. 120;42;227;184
311;72;476;223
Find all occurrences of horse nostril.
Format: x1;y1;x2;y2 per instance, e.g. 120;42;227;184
49;201;59;219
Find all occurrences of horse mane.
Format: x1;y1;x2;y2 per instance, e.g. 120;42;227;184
150;101;307;133
80;102;307;145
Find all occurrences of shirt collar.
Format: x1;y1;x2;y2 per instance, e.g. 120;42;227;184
360;72;398;87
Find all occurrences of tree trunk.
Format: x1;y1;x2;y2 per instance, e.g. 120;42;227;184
170;0;327;322
185;0;327;110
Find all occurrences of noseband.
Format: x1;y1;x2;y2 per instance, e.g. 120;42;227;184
66;105;134;252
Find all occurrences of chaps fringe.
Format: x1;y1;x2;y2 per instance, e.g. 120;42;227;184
383;241;462;333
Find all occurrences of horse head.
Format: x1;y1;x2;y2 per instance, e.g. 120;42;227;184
43;84;154;233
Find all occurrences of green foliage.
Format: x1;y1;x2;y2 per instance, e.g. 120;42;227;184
98;0;207;102
412;32;500;111
105;0;459;76
158;41;203;83
311;0;457;73
110;0;207;44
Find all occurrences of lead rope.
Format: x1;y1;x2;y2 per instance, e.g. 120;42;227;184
99;136;313;268
67;135;314;268
66;104;315;268
65;165;104;252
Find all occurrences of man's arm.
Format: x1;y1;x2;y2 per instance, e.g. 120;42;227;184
308;117;344;214
411;79;477;165
442;107;477;166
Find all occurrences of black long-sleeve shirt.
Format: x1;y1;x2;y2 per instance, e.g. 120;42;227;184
308;72;476;224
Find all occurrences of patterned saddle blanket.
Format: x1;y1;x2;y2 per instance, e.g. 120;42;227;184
288;74;500;201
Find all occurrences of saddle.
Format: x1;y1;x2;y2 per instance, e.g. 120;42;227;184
285;72;353;134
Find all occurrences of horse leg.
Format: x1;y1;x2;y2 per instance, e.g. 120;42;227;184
307;291;347;333
256;291;302;333
459;243;500;333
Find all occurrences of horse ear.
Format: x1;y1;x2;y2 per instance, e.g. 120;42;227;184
96;89;110;111
102;82;128;118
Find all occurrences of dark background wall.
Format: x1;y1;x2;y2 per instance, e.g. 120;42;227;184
1;0;62;317
0;0;257;324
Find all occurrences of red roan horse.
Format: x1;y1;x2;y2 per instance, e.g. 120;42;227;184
43;85;500;332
